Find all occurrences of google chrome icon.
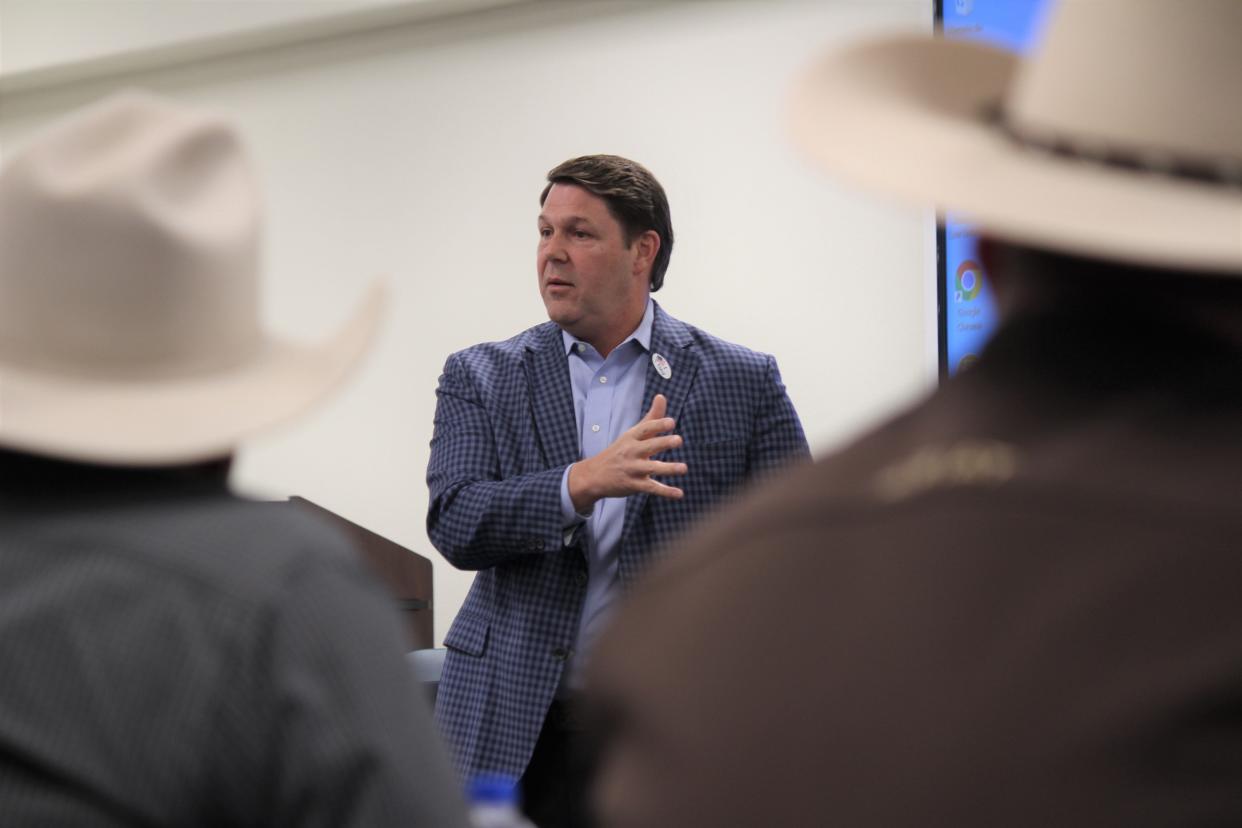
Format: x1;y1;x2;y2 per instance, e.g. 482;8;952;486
955;259;982;302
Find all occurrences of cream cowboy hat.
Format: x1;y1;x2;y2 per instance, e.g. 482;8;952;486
790;0;1242;273
0;92;384;465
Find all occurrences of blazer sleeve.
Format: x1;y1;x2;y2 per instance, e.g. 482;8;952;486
747;354;811;478
425;351;570;571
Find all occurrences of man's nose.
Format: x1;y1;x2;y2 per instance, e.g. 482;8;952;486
542;234;569;262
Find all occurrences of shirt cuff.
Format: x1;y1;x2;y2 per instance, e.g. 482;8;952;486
560;464;592;526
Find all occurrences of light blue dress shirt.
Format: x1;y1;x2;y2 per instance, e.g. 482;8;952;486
558;298;655;691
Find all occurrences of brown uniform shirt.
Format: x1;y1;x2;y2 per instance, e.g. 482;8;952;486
588;306;1242;827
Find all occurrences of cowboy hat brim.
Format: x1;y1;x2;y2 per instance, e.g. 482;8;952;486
0;283;385;466
789;35;1242;273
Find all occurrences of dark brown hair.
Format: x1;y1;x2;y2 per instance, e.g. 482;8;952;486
541;155;674;292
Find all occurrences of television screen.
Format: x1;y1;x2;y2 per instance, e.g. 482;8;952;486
935;0;1056;377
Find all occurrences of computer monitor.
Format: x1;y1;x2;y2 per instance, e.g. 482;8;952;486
935;0;1057;378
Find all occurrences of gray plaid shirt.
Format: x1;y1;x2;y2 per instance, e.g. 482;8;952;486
0;454;467;827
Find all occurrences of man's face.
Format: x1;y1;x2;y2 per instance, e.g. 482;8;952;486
538;183;652;353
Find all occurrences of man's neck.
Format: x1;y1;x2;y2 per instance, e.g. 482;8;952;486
590;332;631;359
576;298;652;358
0;448;233;498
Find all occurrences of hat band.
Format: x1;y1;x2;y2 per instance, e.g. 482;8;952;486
992;105;1242;190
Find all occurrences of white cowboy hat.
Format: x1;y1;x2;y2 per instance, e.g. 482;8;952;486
0;91;384;465
789;0;1242;273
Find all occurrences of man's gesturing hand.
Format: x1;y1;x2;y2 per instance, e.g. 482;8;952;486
568;394;688;514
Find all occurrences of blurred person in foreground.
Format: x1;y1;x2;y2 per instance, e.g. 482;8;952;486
586;1;1242;825
0;92;467;827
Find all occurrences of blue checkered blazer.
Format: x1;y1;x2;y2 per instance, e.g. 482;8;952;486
427;302;809;779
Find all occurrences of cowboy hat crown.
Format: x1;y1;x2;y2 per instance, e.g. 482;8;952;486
0;92;382;464
791;0;1242;272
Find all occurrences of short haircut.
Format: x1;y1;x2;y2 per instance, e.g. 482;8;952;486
541;155;674;292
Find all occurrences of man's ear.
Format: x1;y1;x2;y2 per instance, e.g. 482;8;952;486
632;230;660;279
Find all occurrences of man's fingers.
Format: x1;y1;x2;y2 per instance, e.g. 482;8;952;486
644;478;684;500
633;416;676;440
641;394;668;422
646;460;688;478
638;434;683;457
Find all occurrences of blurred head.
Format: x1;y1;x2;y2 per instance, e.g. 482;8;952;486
978;235;1242;342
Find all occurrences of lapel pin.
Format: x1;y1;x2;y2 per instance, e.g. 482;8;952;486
652;352;672;380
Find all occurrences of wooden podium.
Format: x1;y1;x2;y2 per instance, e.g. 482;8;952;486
289;497;433;650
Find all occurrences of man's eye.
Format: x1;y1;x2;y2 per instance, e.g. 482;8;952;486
539;227;552;238
573;230;591;239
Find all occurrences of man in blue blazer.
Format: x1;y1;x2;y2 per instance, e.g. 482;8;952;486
426;154;809;827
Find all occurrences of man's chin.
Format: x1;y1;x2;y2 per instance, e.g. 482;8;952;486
543;301;579;329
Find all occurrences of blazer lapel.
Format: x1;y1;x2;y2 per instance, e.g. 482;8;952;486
623;303;700;539
525;325;580;469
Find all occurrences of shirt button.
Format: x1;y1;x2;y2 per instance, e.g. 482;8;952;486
599;376;607;384
591;424;600;433
577;343;586;353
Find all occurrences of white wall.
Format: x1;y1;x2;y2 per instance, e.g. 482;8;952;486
0;0;404;75
0;0;936;643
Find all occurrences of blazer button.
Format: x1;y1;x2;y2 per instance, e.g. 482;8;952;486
552;646;572;661
525;538;545;551
575;571;588;586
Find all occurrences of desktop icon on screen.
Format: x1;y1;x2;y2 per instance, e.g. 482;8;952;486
955;260;982;302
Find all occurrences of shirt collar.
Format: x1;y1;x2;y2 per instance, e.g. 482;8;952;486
561;298;654;356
